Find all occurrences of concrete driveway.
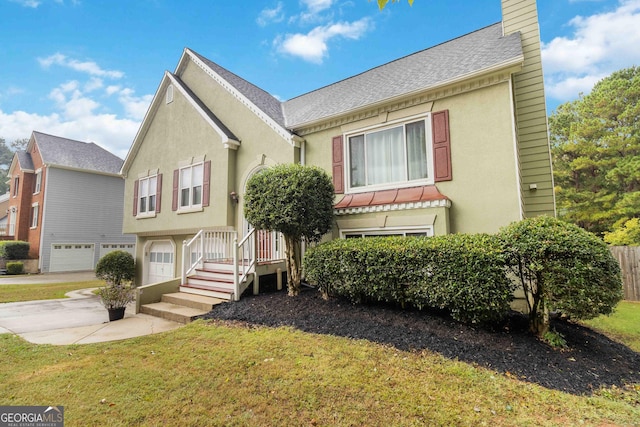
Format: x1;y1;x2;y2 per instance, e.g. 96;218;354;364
0;272;181;345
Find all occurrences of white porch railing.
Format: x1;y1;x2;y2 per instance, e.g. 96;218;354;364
182;228;285;300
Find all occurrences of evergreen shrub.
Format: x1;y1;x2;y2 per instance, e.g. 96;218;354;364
304;234;514;324
0;241;30;260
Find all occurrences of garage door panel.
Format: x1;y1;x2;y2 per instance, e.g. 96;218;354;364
50;244;95;272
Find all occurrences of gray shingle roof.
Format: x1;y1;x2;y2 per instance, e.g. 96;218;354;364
188;50;287;129
32;131;123;174
282;23;523;128
187;22;522;133
16;150;35;171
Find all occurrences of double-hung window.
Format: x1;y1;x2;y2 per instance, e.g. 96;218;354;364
33;170;42;194
179;163;204;209
30;203;39;228
139;175;157;215
347;116;432;191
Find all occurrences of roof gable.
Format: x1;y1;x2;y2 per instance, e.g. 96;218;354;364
31;131;123;175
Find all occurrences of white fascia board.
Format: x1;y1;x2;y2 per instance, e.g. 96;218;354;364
184;48;298;147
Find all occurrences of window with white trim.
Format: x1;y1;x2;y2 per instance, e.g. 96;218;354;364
180;163;204;209
30;203;39;228
346;115;433;191
138;175;157;215
33;170;42;194
342;226;433;239
12;177;19;197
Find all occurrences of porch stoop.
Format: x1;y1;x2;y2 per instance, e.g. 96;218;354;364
180;260;252;300
140;292;225;324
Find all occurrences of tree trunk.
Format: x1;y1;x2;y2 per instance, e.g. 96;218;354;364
284;235;301;296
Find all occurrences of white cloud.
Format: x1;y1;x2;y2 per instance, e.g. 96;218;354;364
38;53;124;79
0;53;149;158
257;2;285;27
116;88;153;121
10;0;41;7
276;18;372;63
0;109;139;159
301;0;334;13
542;0;640;101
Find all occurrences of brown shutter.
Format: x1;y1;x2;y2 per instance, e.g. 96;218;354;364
133;179;139;216
202;160;211;207
172;169;179;211
155;173;162;213
432;110;452;182
332;135;344;194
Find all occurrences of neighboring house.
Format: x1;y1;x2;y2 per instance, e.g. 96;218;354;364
0;192;10;238
6;131;135;273
122;0;554;300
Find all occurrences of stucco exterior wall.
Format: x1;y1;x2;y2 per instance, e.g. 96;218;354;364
303;80;522;236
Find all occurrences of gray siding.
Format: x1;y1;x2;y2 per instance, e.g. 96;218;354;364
40;167;135;272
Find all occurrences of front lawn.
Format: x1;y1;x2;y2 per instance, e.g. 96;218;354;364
0;281;104;303
582;301;640;352
0;321;638;426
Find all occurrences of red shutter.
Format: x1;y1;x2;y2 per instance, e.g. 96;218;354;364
202;160;211;207
432;110;452;182
133;179;139;216
172;169;179;211
332;135;344;194
155;173;162;213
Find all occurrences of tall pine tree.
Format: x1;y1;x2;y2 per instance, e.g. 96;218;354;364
550;66;640;237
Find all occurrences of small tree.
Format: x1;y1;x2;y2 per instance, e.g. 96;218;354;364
500;216;623;336
244;164;334;296
95;250;135;286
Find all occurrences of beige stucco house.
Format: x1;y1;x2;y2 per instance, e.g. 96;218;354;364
122;0;554;309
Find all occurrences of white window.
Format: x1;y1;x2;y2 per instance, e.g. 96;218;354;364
138;175;158;216
180;163;204;209
30;203;39;228
342;226;433;239
33;170;42;194
12;177;19;197
346;115;433;192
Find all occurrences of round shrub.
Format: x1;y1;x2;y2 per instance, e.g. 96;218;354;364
499;216;623;335
95;250;135;286
6;261;24;275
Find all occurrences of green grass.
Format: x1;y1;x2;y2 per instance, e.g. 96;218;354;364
0;321;638;427
1;283;639;426
582;301;640;352
0;281;104;303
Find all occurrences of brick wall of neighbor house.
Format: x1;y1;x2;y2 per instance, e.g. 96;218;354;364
25;146;46;260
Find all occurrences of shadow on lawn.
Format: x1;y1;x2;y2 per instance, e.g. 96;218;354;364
202;287;640;396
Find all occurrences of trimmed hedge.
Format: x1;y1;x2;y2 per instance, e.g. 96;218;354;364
0;241;30;260
303;234;515;324
6;261;24;275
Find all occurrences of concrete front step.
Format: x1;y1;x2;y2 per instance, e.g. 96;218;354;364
140;302;209;324
140;292;226;324
180;284;235;300
162;292;226;311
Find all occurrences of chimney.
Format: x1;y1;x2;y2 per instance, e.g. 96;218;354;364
501;0;556;218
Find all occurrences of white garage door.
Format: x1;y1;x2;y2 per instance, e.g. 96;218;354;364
99;243;136;260
50;244;95;272
146;241;174;285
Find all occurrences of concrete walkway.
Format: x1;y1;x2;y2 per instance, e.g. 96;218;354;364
0;272;182;345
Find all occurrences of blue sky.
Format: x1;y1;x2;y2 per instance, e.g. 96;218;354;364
1;0;639;158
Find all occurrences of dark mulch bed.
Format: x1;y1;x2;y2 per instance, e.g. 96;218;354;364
200;286;640;396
